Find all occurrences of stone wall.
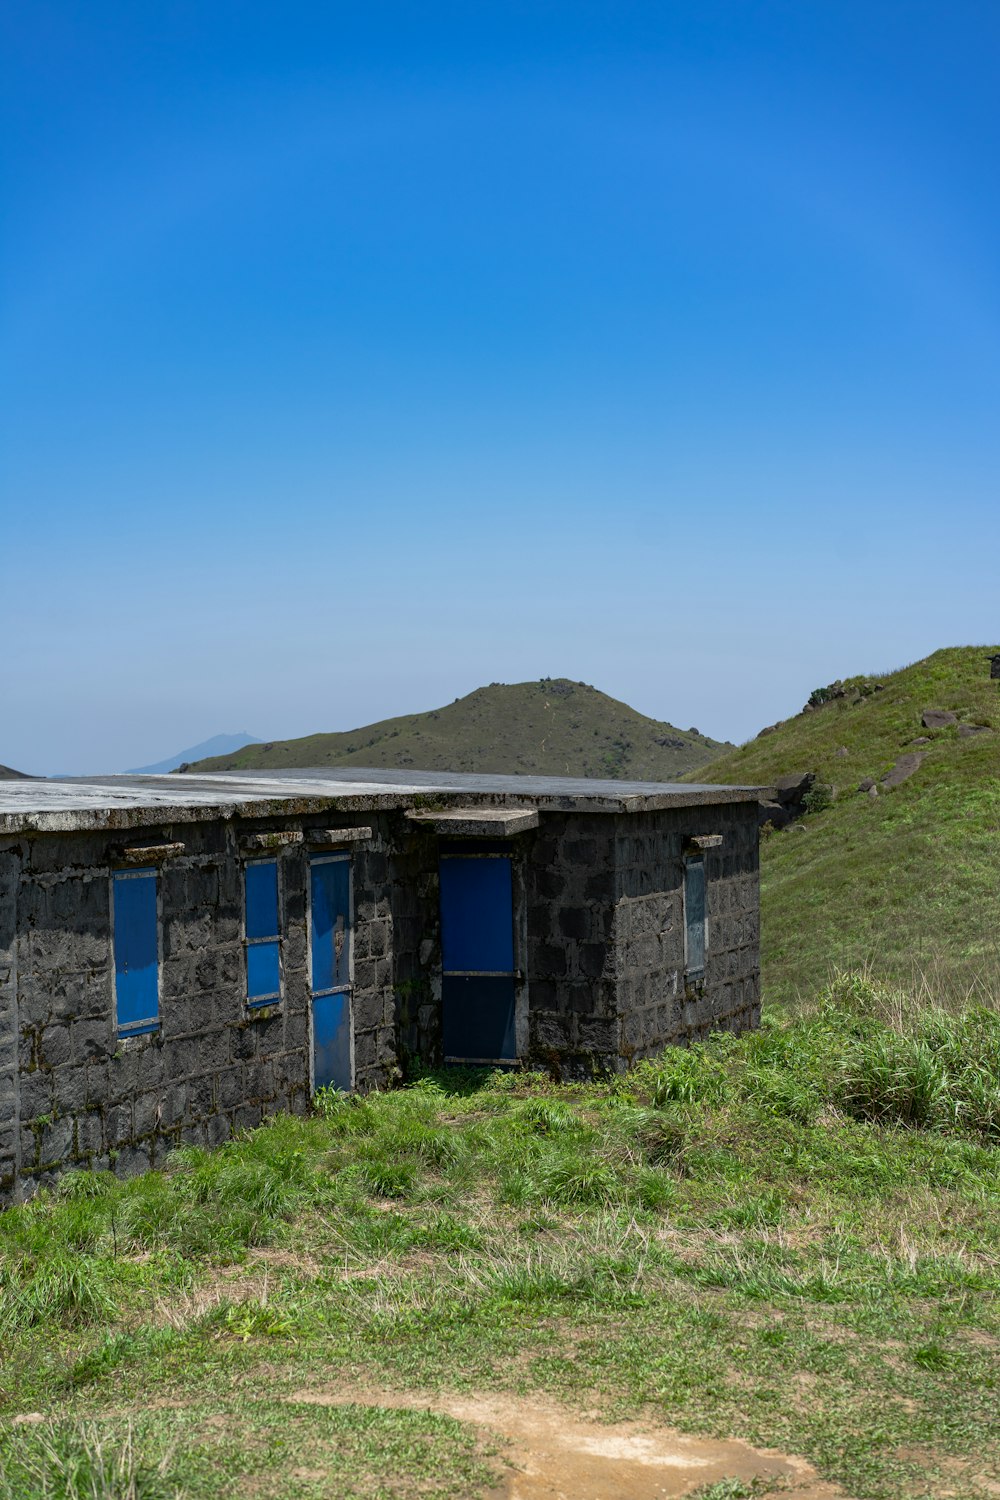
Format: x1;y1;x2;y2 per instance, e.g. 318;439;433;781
0;850;20;1194
389;820;445;1072
524;816;620;1072
0;797;761;1201
613;802;760;1065
347;828;398;1089
1;810;391;1203
521;803;759;1077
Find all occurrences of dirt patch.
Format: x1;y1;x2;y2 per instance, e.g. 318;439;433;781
286;1385;846;1499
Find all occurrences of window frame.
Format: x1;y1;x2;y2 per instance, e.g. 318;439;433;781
683;854;707;980
243;856;284;1007
111;866;162;1038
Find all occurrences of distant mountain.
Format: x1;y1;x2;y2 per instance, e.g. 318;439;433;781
187;680;732;780
127;732;261;775
0;764;31;779
688;645;1000;1002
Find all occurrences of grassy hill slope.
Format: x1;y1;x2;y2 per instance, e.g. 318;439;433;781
688;646;1000;1002
189;679;732;780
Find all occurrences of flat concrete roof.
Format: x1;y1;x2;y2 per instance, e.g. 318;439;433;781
0;766;767;836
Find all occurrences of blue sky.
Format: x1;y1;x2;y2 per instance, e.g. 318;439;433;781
2;2;999;774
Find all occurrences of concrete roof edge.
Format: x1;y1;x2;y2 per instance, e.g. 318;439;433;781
0;771;771;836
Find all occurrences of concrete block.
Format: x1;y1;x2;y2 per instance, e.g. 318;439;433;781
39;1025;72;1070
19;1071;53;1122
204;1113;231;1147
557;908;590;941
106;1103;132;1148
577;1018;619;1053
133;1091;162;1138
39;1116;74;1167
75;1111;104;1158
530;1012;573;1051
72;1018;113;1063
115;1143;151;1179
51;1063;89;1114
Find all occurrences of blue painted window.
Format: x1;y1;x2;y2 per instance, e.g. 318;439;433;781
439;854;517;1062
684;857;706;976
310;855;351;995
439;856;514;973
310;855;352;1092
113;869;160;1036
245;859;281;1003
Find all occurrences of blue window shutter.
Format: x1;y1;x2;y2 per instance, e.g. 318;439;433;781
439;856;514;973
312;991;352;1090
245;859;281;1002
310;857;351;994
247;940;281;1000
113;871;159;1033
245;860;279;940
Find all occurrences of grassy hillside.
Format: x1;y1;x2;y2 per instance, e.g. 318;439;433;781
0;765;30;779
4;981;999;1500
189;678;731;780
689;646;1000;1002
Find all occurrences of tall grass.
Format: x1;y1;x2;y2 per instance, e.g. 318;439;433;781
1;967;997;1351
0;1421;176;1500
824;969;1000;1139
629;968;1000;1145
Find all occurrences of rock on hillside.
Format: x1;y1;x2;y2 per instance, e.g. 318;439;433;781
188;679;733;781
688;646;1000;1001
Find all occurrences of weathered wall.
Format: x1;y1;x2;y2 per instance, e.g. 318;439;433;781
389;821;444;1072
522;803;760;1077
0;849;20;1193
3;811;392;1203
524;816;620;1072
613;802;760;1065
346;830;397;1088
1;797;762;1201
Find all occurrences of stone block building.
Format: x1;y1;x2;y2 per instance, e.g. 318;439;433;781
0;767;764;1202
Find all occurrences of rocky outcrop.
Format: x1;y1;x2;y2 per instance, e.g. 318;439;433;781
881;753;925;789
758;771;817;829
921;710;957;729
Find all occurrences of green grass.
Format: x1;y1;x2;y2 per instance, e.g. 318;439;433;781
2;974;999;1498
688;645;1000;1001
188;677;731;780
0;1406;496;1499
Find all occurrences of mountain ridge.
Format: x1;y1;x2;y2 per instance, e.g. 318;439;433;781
128;732;261;775
187;679;732;781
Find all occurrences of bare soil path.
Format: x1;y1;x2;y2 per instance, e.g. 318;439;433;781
289;1385;848;1499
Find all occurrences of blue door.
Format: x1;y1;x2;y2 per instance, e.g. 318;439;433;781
439;854;517;1062
309;855;352;1091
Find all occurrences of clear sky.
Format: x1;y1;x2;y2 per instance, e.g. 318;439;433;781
2;2;998;775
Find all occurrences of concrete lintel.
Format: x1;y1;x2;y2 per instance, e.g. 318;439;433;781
307;826;374;847
685;834;724;852
238;830;303;854
405;807;540;837
119;841;186;865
